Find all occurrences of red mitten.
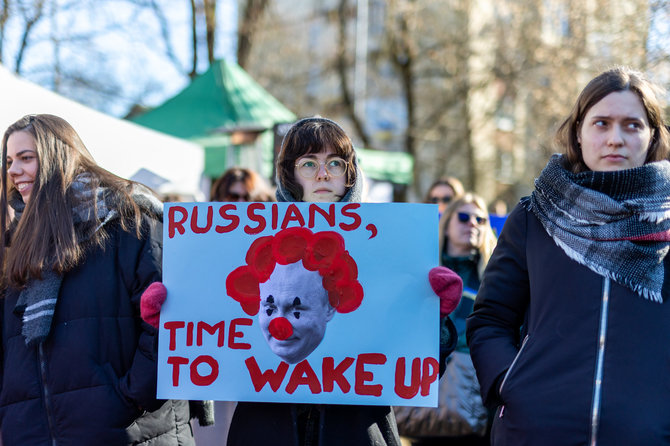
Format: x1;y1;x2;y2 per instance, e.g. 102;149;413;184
429;266;463;318
140;282;167;328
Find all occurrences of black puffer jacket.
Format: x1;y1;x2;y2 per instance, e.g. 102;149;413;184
0;215;194;445
467;203;670;445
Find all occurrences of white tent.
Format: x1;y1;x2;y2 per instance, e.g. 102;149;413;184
0;66;205;199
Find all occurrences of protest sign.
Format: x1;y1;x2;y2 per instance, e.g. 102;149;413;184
157;202;439;406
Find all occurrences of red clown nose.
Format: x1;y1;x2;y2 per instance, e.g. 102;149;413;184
269;317;293;340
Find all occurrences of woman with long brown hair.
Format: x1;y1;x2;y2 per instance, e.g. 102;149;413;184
0;114;195;445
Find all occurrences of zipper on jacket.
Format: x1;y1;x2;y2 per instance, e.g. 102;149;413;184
38;342;58;446
497;334;530;418
589;278;610;446
499;334;530;396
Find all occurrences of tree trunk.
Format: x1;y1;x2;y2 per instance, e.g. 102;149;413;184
336;0;370;147
237;0;269;69
387;0;415;202
189;0;198;78
204;0;216;63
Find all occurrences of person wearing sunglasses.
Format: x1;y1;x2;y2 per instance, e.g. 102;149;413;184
439;193;496;282
396;193;497;445
210;166;274;202
424;177;465;217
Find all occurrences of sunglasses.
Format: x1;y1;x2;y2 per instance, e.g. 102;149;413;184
457;212;487;225
430;196;452;205
224;192;250;201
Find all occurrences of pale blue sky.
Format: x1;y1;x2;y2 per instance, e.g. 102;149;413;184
3;0;238;117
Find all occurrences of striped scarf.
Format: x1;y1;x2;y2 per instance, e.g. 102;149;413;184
12;174;162;347
526;154;670;302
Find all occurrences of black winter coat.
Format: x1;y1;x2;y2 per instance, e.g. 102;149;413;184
466;203;670;446
229;402;399;446
0;216;194;445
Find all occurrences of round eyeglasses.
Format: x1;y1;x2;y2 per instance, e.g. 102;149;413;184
295;157;347;179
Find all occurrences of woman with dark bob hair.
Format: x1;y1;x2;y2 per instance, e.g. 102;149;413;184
467;66;670;445
141;116;464;446
0;114;195;444
227;116;460;445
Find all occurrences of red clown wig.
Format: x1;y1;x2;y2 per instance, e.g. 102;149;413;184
226;227;364;316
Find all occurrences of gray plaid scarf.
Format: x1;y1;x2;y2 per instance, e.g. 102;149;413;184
526;154;670;302
12;174;162;347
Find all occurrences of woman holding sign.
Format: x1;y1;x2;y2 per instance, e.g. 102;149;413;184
225;117;461;446
0;114;195;445
467;67;670;445
141;116;463;445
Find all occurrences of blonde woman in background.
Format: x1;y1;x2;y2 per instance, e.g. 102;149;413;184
397;192;496;445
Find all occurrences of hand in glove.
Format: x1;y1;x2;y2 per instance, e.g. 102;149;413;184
429;266;463;318
140;282;167;329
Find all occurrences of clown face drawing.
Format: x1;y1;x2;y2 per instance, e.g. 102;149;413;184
258;261;336;364
226;227;364;364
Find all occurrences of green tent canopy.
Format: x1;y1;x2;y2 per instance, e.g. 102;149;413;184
130;59;413;185
356;147;413;185
131;59;296;140
131;59;296;178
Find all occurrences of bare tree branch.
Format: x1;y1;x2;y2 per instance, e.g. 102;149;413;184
148;0;184;74
0;0;10;63
15;0;46;74
386;0;418;196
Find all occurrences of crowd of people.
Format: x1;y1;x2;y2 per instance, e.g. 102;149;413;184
0;64;668;446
